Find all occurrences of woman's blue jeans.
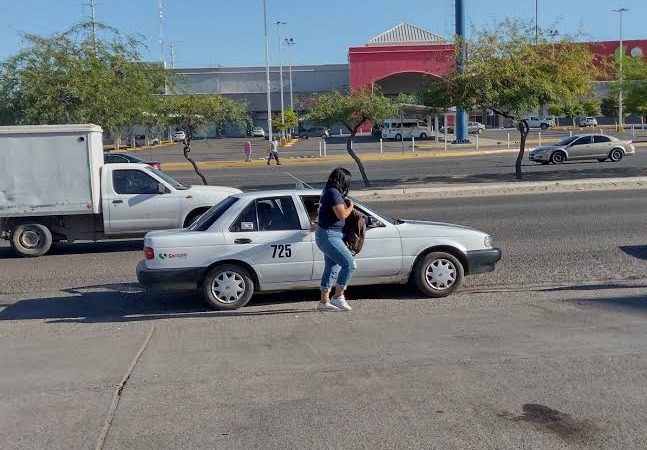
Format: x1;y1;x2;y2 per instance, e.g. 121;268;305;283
315;227;355;292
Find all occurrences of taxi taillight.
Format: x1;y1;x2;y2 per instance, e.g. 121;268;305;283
144;247;154;260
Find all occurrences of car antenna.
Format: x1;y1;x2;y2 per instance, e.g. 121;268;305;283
276;168;315;190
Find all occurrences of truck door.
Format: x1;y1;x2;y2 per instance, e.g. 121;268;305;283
105;168;180;234
225;195;313;284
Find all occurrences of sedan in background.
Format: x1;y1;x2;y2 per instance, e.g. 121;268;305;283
299;127;330;139
251;127;266;138
172;130;186;142
578;117;598;127
104;153;162;170
529;134;635;165
440;122;486;134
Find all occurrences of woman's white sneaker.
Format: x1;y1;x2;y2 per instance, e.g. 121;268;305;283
317;301;341;312
330;296;352;311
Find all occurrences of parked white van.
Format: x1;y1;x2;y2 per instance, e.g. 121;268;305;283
381;118;431;140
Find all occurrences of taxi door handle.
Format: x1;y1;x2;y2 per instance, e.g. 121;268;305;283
112;200;123;204
234;238;252;244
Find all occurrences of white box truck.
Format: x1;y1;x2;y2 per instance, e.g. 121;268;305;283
0;124;240;257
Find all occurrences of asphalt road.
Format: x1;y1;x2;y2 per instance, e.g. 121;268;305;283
1;190;647;449
166;146;647;191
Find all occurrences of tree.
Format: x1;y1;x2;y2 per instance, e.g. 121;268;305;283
157;94;249;184
548;97;600;127
272;109;299;134
600;94;617;118
307;88;398;187
0;22;170;139
619;54;647;121
426;20;599;179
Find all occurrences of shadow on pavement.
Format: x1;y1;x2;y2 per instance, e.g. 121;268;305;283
570;294;647;313
619;245;647;260
0;240;144;259
0;283;420;323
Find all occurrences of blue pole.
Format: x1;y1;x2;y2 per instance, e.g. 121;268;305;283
454;0;469;143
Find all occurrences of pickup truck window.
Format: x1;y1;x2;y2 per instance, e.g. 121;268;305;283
113;170;160;195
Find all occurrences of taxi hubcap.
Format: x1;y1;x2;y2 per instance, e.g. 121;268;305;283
211;271;245;303
425;259;456;291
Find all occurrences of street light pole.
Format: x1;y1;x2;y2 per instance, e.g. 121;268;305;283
263;0;273;141
276;21;287;138
535;0;538;44
613;7;628;129
285;38;295;111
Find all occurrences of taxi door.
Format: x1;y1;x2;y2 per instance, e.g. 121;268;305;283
225;195;313;284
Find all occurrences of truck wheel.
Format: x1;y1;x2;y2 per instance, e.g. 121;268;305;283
395;133;402;141
419;132;427;140
413;252;464;298
10;223;53;257
203;264;254;310
184;209;208;228
540;123;548;130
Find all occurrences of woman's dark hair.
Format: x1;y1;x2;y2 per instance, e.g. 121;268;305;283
325;167;352;196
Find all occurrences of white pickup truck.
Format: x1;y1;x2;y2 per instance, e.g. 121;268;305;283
0;124;240;257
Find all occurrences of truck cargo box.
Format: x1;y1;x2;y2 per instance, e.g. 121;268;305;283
0;124;104;217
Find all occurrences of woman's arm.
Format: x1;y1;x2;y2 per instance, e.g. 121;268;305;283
332;198;353;220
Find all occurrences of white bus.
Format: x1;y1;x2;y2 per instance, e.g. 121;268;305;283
381;118;431;140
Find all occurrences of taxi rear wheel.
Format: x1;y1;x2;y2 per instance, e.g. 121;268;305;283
413;252;464;298
203;264;254;310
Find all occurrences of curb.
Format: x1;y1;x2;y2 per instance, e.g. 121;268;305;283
352;176;647;199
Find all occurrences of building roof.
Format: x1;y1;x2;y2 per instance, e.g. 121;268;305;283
367;22;445;46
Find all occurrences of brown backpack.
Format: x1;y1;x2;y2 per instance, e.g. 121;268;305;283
343;209;367;256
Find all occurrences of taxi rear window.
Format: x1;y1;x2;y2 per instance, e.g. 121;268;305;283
190;197;239;231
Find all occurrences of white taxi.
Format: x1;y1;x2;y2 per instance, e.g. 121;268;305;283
136;190;501;310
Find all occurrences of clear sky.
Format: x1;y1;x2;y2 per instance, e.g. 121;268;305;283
1;0;645;68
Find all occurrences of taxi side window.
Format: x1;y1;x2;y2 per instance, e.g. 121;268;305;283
230;196;301;232
113;170;159;195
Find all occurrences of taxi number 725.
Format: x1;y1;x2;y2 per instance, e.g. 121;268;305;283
271;244;292;258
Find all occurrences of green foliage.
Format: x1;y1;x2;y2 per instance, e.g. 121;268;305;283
306;87;399;134
0;22;171;132
272;108;299;132
600;95;617;117
443;20;599;119
156;94;249;139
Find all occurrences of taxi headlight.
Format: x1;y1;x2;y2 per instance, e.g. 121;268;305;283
484;236;493;248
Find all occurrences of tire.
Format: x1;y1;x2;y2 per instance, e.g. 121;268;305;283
184;209;208;228
395;133;402;141
10;222;53;257
609;148;624;162
540;123;548;130
202;264;254;310
550;151;566;164
597;158;607;162
477;128;484;134
413;252;464;298
419;132;427;140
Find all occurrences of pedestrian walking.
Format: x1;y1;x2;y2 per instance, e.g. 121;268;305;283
267;136;281;165
244;140;252;162
315;167;355;312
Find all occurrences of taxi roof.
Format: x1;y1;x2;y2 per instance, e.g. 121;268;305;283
232;188;323;199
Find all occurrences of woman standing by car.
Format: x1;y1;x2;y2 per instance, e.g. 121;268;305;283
315;167;355;312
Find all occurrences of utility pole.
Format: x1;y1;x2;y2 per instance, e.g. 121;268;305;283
535;0;538;44
613;7;628;130
169;43;176;69
453;0;469;143
263;0;273;140
158;0;165;68
90;0;98;53
285;38;295;111
276;21;287;138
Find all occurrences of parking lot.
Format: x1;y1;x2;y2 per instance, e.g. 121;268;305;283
2;190;646;449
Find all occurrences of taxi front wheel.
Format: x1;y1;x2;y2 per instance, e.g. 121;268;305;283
203;264;254;310
413;252;464;298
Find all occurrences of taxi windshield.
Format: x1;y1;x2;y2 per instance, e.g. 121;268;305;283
351;198;402;225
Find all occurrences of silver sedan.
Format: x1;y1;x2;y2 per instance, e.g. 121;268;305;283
529;134;635;164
